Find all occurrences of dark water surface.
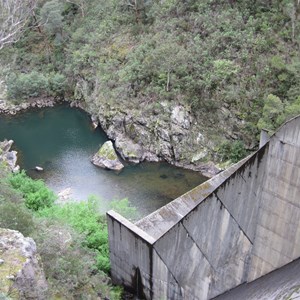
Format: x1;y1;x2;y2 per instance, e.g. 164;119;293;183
0;105;206;217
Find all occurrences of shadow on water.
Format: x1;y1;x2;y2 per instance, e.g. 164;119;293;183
0;104;207;217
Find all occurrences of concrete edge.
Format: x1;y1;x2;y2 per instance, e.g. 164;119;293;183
134;152;256;240
106;210;156;245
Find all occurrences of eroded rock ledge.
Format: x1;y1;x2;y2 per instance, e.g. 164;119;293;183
0;98;57;115
0;228;48;299
84;99;222;177
0;140;19;172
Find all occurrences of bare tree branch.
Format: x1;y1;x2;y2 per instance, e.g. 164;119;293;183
0;0;37;50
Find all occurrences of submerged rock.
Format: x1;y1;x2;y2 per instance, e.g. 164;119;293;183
0;228;48;299
92;141;124;171
91;115;99;129
57;187;72;202
35;166;44;171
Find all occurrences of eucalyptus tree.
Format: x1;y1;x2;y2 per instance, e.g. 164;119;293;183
0;0;37;49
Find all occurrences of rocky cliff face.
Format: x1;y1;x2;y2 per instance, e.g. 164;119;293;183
83;97;226;177
0;228;48;299
0;140;20;173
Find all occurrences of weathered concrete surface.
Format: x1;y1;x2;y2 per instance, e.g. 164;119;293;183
107;115;300;299
107;211;155;299
214;258;300;300
248;118;300;282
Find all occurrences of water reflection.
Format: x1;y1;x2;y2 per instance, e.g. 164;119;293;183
0;104;206;217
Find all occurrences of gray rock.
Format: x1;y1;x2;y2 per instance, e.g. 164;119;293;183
115;136;144;163
0;228;48;299
82;95;222;176
0;139;13;153
57;188;72;202
171;105;191;129
0;140;20;172
35;166;43;171
157;127;171;142
92;141;124;171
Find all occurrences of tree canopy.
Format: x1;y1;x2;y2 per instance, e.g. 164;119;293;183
0;0;37;49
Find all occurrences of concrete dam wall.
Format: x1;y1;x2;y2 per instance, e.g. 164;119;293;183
107;115;300;299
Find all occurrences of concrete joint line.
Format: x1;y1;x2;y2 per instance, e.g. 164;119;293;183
214;192;253;245
181;222;217;272
152;247;183;292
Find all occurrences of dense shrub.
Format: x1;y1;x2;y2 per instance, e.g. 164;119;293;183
218;140;248;163
0;165;122;298
32;221;122;299
38;198;110;273
2;0;300;150
7;72;48;100
110;198;137;220
6;71;67;100
37;196;137;274
8;170;56;211
0;170;36;236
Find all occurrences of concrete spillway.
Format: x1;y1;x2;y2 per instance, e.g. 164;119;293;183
107;115;300;299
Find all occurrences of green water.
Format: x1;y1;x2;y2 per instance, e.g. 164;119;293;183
0;105;206;217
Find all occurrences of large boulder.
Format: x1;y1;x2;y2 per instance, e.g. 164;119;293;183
0;228;48;299
92;141;124;171
0;140;20;172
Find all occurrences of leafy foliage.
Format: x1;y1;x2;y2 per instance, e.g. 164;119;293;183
1;0;300;156
7;71;67;100
0;168;35;236
38;198;111;273
218;140;248;163
8;170;56;210
0;165;122;298
110;198;137;220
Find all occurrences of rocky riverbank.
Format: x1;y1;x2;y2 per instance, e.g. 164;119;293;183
0;78;58;115
0;97;57;115
0;77;226;177
82;97;225;177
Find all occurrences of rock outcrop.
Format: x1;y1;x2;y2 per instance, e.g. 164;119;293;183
0;228;48;299
84;98;221;177
92;141;124;171
0;140;20;172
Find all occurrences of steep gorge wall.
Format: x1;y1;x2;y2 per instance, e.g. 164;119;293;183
107;115;300;299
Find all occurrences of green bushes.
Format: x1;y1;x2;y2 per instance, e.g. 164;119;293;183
0;166;123;298
218;140;248;163
7;72;48;100
6;71;67;100
8;171;56;211
0;170;36;236
38;198;111;273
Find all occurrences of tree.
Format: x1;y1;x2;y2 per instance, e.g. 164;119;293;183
125;0;149;23
40;0;64;36
66;0;86;17
0;0;37;49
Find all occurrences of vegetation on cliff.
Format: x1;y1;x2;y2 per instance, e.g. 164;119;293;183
1;1;300;149
0;164;134;299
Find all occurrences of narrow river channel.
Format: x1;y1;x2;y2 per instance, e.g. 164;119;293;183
0;104;207;217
